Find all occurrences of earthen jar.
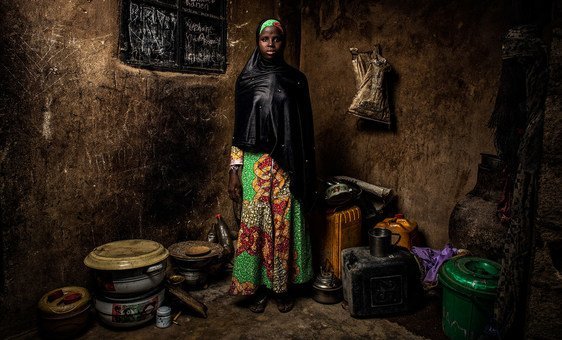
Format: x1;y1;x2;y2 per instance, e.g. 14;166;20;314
449;153;505;262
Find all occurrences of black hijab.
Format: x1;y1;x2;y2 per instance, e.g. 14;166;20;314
232;19;316;211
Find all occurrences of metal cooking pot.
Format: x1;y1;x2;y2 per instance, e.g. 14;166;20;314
312;271;343;304
95;286;165;328
325;183;353;202
93;261;167;295
176;268;209;288
324;181;361;207
168;241;224;270
84;239;169;296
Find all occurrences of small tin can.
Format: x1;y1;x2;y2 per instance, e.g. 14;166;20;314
155;306;172;328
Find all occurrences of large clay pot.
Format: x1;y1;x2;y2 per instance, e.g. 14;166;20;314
449;154;506;262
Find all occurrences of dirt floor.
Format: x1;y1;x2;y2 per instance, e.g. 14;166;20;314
14;273;446;340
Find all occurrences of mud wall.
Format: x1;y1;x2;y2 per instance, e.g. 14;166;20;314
0;0;283;336
300;0;509;247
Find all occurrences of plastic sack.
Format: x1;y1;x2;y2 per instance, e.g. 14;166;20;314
412;243;459;289
348;45;392;126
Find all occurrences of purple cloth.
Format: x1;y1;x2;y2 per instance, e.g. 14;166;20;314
411;243;458;285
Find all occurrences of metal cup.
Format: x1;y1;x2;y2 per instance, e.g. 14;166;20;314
369;227;401;257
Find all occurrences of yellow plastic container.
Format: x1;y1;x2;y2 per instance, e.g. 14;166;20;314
321;206;362;278
38;286;91;338
375;214;420;250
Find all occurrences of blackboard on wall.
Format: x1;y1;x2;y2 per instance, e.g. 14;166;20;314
120;0;227;73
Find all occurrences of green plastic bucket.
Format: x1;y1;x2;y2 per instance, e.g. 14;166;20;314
439;257;501;340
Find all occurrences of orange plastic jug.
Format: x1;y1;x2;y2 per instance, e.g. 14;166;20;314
374;214;420;250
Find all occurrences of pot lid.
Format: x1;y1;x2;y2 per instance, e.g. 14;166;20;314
84;239;169;270
38;286;90;315
169;241;223;261
313;272;342;290
439;257;501;298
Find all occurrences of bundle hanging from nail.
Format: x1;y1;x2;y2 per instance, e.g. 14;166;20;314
347;44;392;126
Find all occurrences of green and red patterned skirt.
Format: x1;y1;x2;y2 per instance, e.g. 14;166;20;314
229;151;313;295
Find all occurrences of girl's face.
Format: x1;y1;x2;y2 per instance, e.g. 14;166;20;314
258;26;284;60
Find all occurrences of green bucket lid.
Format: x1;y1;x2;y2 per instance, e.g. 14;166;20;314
439;256;501;299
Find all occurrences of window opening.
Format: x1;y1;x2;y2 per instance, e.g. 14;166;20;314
119;0;227;73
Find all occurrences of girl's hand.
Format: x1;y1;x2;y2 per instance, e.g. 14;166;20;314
228;168;242;202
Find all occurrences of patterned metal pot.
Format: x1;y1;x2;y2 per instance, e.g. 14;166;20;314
95;286;165;328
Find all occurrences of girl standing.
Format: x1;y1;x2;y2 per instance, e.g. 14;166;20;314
228;19;316;313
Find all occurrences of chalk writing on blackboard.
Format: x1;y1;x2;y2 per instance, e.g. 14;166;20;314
128;2;177;66
120;0;226;73
184;16;224;68
184;0;222;16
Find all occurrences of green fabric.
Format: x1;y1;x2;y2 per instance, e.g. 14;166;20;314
259;19;281;34
230;151;312;295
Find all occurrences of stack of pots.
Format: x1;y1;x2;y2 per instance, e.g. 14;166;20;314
168;240;224;288
84;239;169;328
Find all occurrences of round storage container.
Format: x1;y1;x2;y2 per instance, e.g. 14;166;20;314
95;286;165;328
38;286;91;338
439;257;501;340
84;239;169;295
155;306;172;328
